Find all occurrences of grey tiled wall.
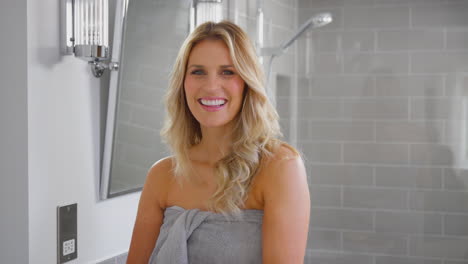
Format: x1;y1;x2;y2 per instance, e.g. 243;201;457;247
296;0;468;263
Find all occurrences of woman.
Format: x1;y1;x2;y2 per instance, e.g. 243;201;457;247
127;21;310;264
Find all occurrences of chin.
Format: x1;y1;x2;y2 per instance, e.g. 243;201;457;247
198;118;235;129
200;122;230;128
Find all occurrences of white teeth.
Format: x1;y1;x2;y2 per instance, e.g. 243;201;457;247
200;99;226;106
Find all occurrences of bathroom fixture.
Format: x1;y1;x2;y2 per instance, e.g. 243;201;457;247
255;0;264;59
101;0;131;199
101;0;187;199
190;0;223;32
60;0;119;77
260;12;333;102
261;13;332;57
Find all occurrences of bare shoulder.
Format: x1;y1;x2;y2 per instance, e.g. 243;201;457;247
261;143;304;180
256;143;308;202
261;143;310;262
127;156;173;263
270;143;301;162
148;156;174;179
144;156;175;208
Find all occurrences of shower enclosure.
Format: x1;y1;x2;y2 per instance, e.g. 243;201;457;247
101;0;468;262
286;0;468;263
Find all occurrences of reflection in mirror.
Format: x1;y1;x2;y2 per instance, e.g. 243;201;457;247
102;0;191;199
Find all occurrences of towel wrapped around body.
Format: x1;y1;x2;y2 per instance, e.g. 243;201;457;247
148;205;263;264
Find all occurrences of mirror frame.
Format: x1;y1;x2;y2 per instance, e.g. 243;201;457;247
100;0;196;200
100;0;130;200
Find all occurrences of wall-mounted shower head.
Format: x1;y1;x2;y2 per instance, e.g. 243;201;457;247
261;12;332;104
311;12;333;28
280;12;332;50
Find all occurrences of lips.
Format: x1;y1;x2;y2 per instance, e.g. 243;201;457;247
198;98;227;106
197;97;227;112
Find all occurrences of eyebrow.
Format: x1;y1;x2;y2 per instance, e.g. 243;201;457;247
187;64;234;69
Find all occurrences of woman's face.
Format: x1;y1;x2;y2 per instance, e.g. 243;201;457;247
184;39;245;129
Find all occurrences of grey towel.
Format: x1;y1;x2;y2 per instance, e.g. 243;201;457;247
148;206;263;264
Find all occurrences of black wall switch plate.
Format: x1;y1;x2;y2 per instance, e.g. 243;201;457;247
57;203;77;263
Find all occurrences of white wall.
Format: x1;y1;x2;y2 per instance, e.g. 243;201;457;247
0;0;29;263
26;0;140;263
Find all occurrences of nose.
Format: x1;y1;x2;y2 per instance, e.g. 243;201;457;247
204;74;222;92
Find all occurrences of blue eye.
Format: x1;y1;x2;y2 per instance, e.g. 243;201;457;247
191;69;204;75
222;70;234;75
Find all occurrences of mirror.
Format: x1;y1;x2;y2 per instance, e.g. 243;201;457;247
101;0;192;199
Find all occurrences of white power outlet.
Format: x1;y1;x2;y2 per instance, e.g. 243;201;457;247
63;239;75;256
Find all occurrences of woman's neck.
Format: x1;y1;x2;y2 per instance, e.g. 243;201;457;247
193;125;234;164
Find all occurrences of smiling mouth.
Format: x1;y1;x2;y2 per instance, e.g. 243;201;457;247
198;99;227;106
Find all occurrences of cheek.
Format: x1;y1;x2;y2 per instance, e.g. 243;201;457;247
183;78;197;114
184;77;197;100
231;77;245;98
184;77;192;94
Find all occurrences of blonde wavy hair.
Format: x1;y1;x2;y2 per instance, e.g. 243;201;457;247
161;20;295;214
